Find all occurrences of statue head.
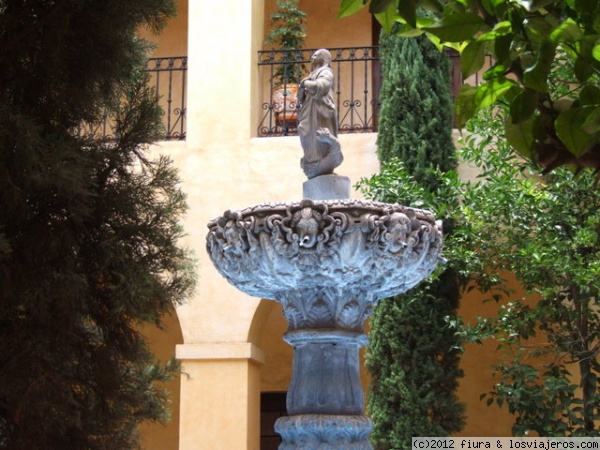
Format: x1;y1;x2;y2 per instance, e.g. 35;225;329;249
311;48;332;69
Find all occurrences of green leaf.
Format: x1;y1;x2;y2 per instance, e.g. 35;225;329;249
480;0;495;15
424;31;444;51
573;35;599;81
575;54;595;81
375;3;402;34
579;85;600;106
482;63;508;81
474;78;517;110
494;33;513;66
397;0;417;29
505;115;535;160
510;89;538;124
369;0;394;14
555;107;597;156
461;40;486;78
422;13;485;43
522;39;556;92
338;0;366;18
550;18;583;45
478;21;512;42
392;22;425;37
455;84;478;128
593;43;600;61
525;17;554;42
581;109;600;134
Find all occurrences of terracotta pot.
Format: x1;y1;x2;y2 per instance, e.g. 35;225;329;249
272;84;299;126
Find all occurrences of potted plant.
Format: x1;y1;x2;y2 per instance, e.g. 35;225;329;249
264;0;307;128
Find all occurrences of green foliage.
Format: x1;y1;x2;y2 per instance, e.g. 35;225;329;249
339;0;600;175
364;103;600;437
362;31;464;449
0;1;195;449
376;31;457;188
264;0;307;85
366;278;465;449
457;106;600;436
367;287;463;449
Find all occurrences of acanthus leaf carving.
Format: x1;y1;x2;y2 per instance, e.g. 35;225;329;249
206;199;442;302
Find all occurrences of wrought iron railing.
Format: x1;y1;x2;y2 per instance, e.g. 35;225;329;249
257;47;492;137
146;56;187;140
79;49;490;142
258;47;380;137
80;56;187;141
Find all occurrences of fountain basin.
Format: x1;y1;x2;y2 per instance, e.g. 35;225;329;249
206;198;442;302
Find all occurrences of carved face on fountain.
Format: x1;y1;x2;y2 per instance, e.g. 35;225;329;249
293;206;320;249
222;218;246;254
384;212;412;254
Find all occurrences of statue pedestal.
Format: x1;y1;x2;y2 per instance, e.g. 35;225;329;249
303;174;351;200
206;199;442;450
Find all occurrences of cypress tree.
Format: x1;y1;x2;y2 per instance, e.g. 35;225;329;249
375;32;456;189
366;31;464;449
0;1;195;448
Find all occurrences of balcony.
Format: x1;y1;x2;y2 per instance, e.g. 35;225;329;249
80;56;187;142
81;47;490;142
257;46;491;137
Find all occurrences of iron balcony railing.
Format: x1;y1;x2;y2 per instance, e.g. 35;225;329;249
80;48;489;142
258;46;381;137
257;46;492;137
81;56;187;142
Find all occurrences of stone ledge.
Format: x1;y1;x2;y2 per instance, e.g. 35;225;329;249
175;342;265;364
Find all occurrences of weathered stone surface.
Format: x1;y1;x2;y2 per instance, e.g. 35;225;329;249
302;173;350;200
205;198;443;449
298;49;339;180
275;414;373;450
284;330;366;415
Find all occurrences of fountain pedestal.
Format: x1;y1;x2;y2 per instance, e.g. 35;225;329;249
206;199;442;449
276;327;372;449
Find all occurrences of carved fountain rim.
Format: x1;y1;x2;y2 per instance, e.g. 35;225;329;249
207;198;437;227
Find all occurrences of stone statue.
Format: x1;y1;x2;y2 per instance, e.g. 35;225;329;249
298;49;340;179
300;127;343;179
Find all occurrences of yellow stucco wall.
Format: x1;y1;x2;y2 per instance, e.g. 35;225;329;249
177;351;263;450
264;0;374;49
138;0;187;57
456;285;517;437
138;309;183;450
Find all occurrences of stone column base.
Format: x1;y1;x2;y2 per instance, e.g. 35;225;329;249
275;414;373;449
303;174;351;200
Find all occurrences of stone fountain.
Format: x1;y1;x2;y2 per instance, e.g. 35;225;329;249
206;50;443;449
